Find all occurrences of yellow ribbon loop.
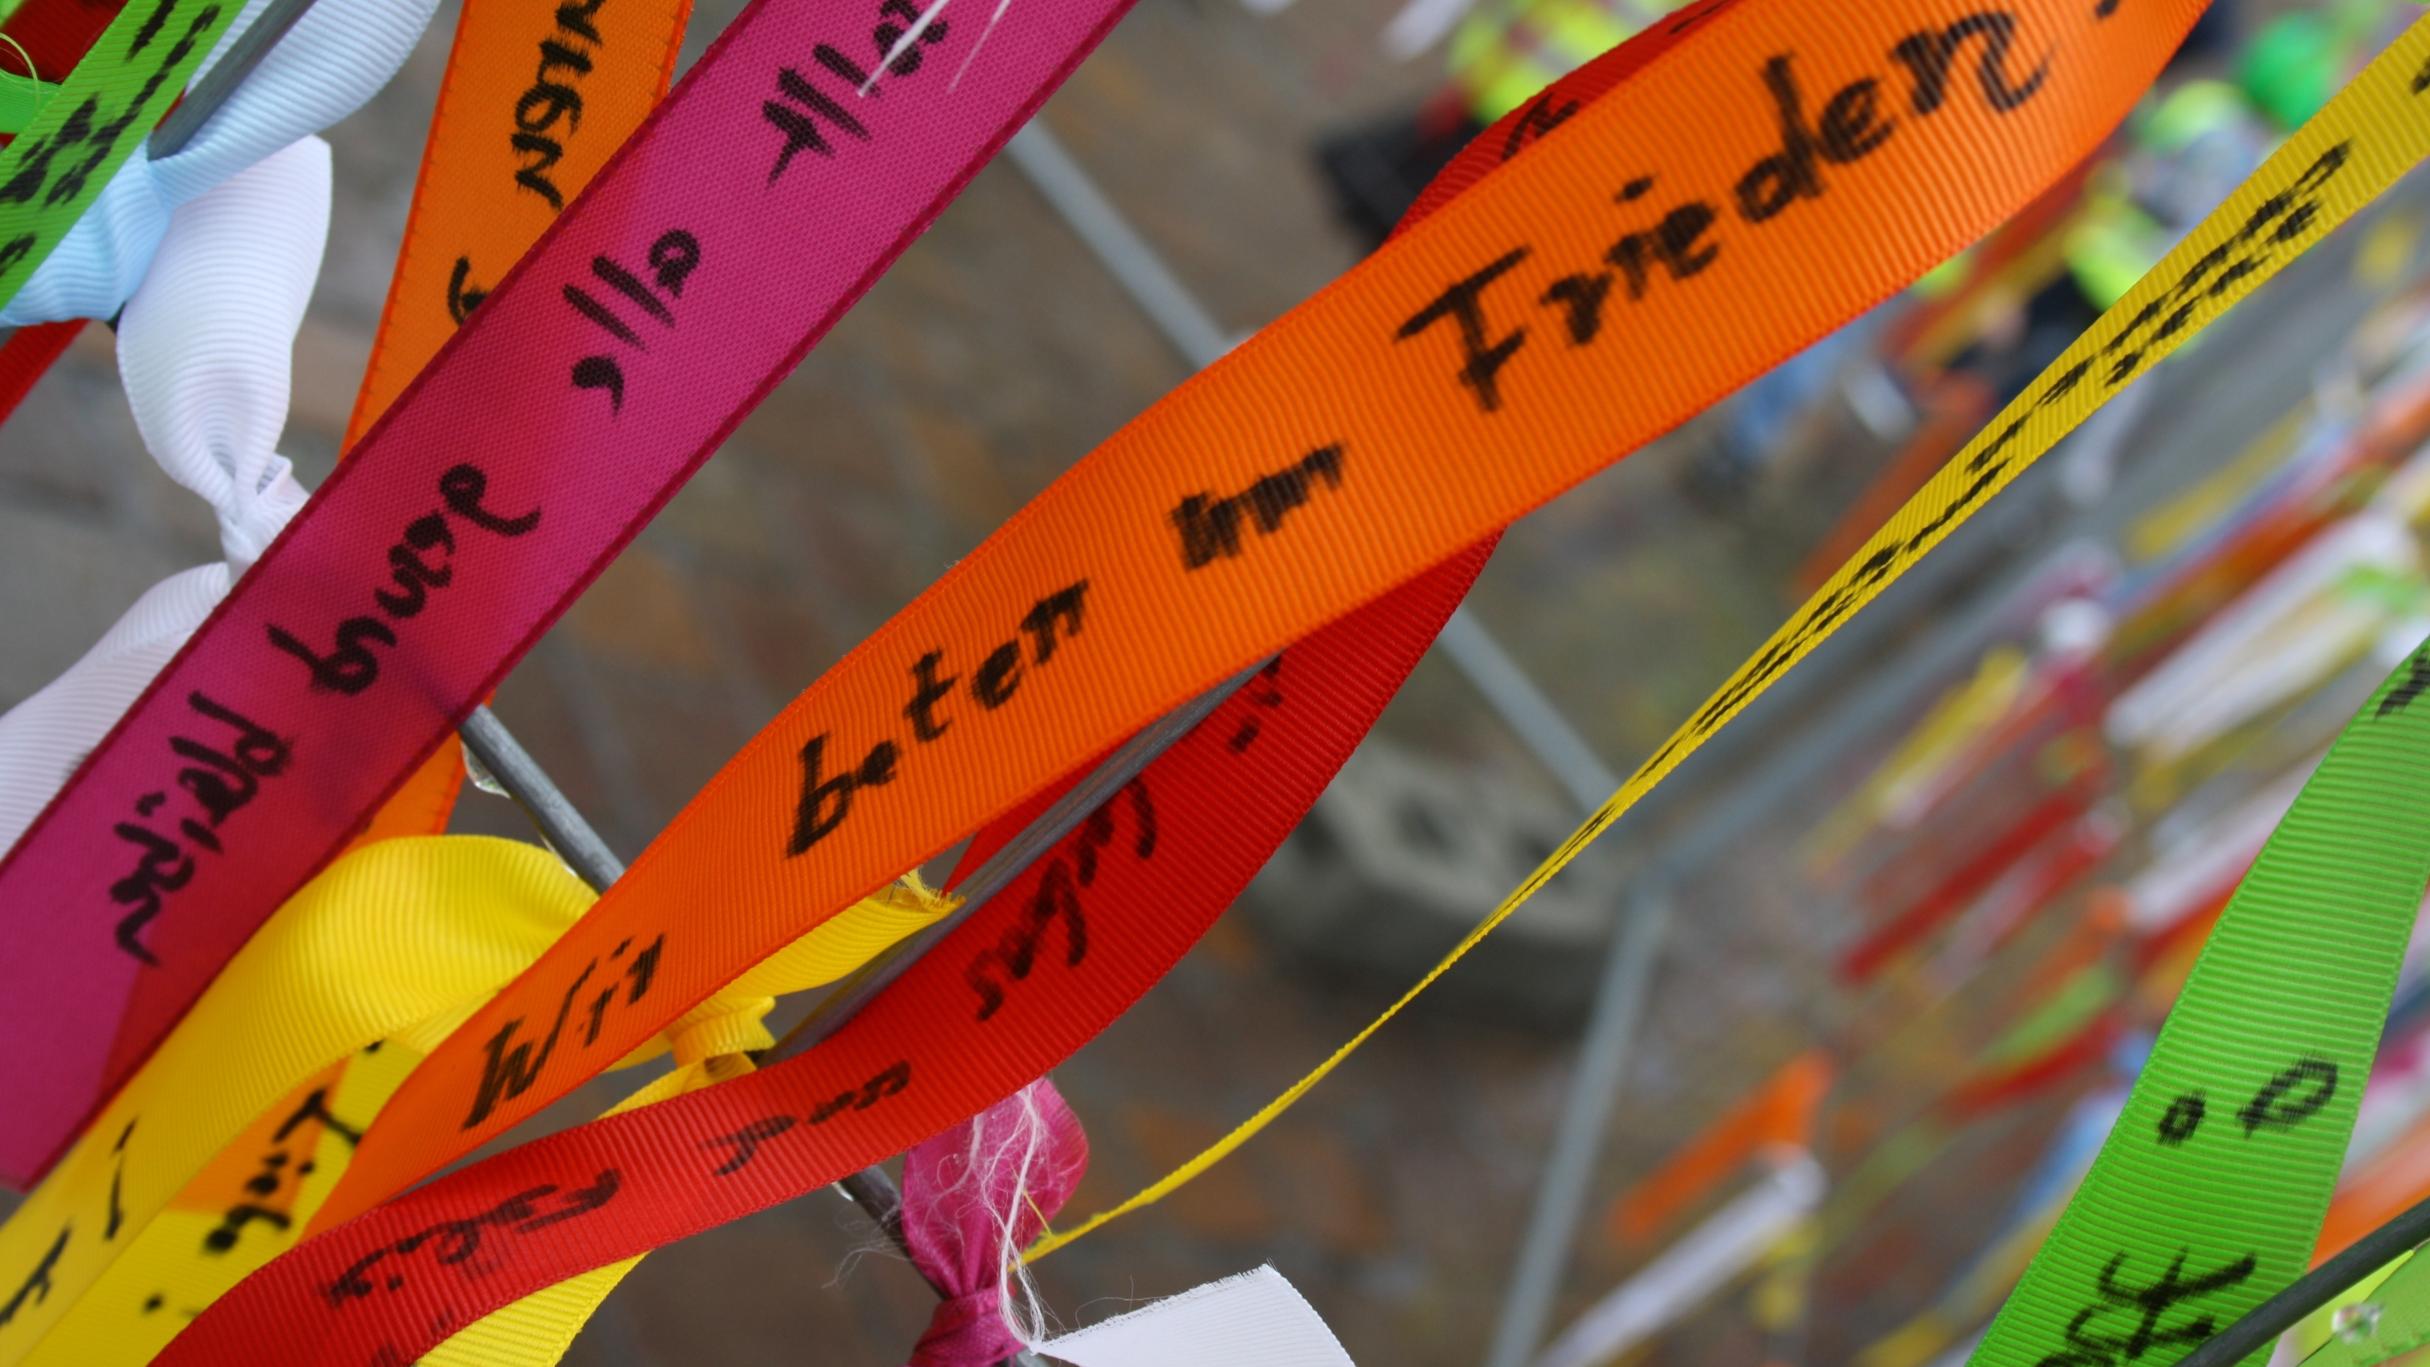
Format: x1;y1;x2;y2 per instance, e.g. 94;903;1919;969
0;847;954;1366
429;880;960;1367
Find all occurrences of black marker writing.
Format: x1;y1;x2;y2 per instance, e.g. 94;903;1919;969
511;0;608;210
326;1170;621;1306
1170;445;1345;570
788;582;1090;855
464;934;663;1128
702;1062;910;1176
563;228;701;412
266;463;541;696
2040;1248;2256;1366
966;779;1155;1019
108;692;292;965
1401;15;2063;416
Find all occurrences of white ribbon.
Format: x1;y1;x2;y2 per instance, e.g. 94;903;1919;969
1532;1151;1827;1367
0;0;432;326
2107;514;2425;762
0;134;327;854
1038;1266;1357;1367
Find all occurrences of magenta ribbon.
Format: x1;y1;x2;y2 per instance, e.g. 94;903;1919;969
900;1080;1089;1367
0;0;1135;1185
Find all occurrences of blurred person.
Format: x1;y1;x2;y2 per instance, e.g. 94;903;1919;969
1312;0;1684;245
1955;4;2352;403
1680;2;2252;513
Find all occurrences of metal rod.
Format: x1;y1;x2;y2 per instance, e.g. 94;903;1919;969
458;702;1058;1367
1001;122;1702;1367
1481;880;1675;1367
148;0;326;158
458;707;625;887
1001;125;1236;372
2177;1193;2430;1367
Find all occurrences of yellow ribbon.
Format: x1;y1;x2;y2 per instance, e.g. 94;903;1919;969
0;838;952;1366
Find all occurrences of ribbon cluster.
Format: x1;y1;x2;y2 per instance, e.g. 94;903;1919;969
4;0;2430;1363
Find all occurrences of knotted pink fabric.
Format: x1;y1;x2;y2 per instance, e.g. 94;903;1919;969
900;1080;1090;1367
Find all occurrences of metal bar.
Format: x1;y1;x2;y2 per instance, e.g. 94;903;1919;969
1481;881;1675;1367
1001;125;1235;372
459;707;625;888
458;703;1054;1367
1479;387;2164;1367
2178;1193;2430;1367
1434;610;1621;807
149;0;326;157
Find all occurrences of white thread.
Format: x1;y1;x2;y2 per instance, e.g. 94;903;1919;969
948;0;1014;91
954;1082;1058;1349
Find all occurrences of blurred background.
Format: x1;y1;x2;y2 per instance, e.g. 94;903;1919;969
10;0;2430;1362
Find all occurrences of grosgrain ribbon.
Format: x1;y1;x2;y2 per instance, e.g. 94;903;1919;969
407;878;954;1367
901;1081;1088;1367
142;4;2193;1356
0;132;322;857
289;0;2203;1230
0;0;434;324
1034;10;2430;1263
1974;612;2430;1367
0;836;592;1362
338;0;694;844
0;0;1154;1186
0;0;692;847
0;839;950;1364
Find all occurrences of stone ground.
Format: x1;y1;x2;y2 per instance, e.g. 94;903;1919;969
0;0;2406;1360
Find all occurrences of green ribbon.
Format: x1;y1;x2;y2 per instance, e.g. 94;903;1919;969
0;77;59;138
2300;1249;2430;1365
1974;626;2430;1367
1962;15;2430;1364
0;0;244;311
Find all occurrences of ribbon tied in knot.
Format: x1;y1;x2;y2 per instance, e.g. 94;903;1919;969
902;1080;1090;1367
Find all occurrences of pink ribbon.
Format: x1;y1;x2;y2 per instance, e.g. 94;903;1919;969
0;0;1136;1185
900;1080;1089;1367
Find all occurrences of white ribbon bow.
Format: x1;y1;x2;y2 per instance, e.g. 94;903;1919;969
0;0;432;326
0;134;328;854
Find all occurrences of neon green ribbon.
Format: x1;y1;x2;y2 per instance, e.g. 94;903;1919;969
0;0;243;309
1975;624;2430;1366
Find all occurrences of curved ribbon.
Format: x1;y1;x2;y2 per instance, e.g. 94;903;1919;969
0;131;323;857
0;0;435;326
144;2;2218;1354
0;836;590;1363
0;836;950;1365
1973;607;2430;1367
1036;14;2430;1264
298;0;2204;1228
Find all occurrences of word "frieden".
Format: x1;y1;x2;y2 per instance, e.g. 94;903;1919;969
1399;9;2062;413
